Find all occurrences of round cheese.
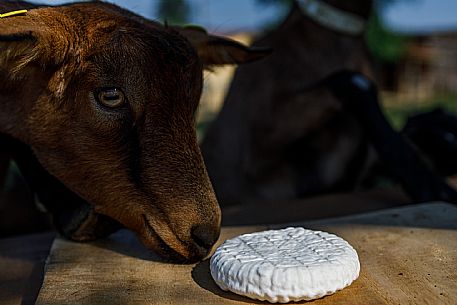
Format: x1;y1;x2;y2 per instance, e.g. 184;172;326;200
210;227;360;303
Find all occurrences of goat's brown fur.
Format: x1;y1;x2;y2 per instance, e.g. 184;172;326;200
0;0;266;262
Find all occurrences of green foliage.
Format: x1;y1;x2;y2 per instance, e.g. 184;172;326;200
383;93;457;130
365;13;409;63
156;0;191;25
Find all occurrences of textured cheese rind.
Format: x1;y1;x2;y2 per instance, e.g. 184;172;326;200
210;227;360;303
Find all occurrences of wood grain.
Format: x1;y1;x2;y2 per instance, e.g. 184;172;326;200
35;203;457;305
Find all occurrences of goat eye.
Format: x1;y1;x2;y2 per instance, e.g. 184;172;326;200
96;88;125;108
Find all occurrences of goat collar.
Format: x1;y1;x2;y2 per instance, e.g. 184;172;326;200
297;0;366;36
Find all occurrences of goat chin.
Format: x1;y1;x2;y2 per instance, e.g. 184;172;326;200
140;216;210;263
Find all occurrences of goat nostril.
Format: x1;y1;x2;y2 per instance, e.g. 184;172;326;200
191;225;218;250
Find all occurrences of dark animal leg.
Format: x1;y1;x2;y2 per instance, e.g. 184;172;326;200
321;70;457;203
0;134;122;240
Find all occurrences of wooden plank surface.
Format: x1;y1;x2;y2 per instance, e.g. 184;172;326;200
35;203;457;305
0;186;412;304
221;187;410;226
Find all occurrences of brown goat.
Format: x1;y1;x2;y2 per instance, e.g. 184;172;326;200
202;0;457;206
203;0;375;205
0;1;266;262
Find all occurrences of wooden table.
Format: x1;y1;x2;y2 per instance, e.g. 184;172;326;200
32;202;456;305
0;186;410;305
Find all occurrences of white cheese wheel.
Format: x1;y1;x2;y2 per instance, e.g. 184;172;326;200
210;227;360;303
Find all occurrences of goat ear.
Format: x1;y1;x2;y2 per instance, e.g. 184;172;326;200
0;13;64;72
176;25;271;66
0;32;39;73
